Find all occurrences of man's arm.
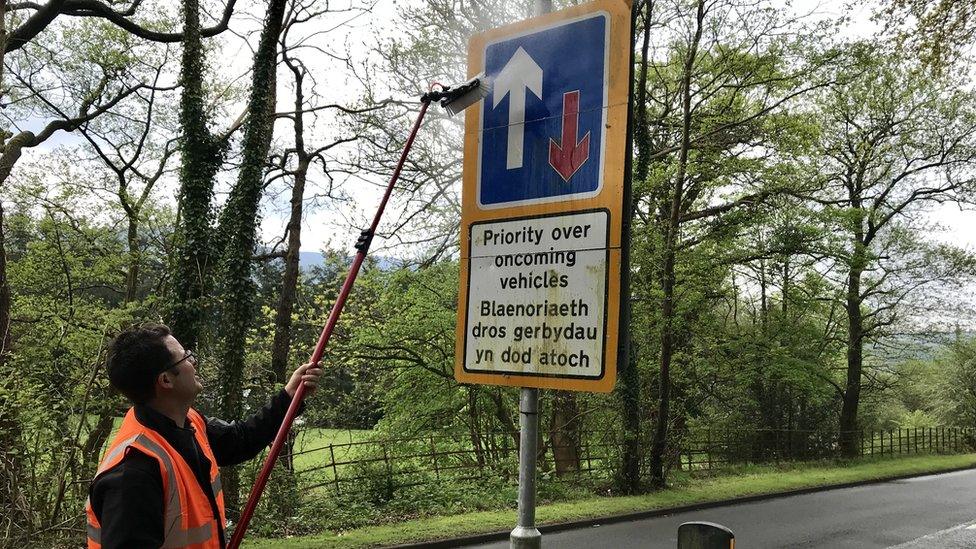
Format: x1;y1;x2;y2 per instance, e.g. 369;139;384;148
206;389;296;466
207;363;322;467
88;451;164;549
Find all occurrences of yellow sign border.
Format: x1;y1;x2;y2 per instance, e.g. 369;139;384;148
455;0;631;393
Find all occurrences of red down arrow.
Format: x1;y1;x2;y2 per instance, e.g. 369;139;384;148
548;90;590;182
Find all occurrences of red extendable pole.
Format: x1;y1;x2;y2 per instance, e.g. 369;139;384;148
228;99;431;549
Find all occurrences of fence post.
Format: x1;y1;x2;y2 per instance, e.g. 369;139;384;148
774;430;780;463
914;427;918;454
330;444;339;496
584;431;592;474
706;430;712;471
880;430;884;456
889;430;893;456
430;434;440;480
383;443;393;490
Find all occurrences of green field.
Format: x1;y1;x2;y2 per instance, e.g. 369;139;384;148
290;427;374;473
245;453;976;549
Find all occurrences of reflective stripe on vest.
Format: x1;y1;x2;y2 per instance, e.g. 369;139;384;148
211;473;222;497
86;498;101;544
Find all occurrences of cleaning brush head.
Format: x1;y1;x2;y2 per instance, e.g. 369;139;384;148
439;74;491;116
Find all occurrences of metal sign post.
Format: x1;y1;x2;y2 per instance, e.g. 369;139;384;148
511;387;541;548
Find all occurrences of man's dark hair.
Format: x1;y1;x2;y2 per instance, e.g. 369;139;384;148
106;323;174;404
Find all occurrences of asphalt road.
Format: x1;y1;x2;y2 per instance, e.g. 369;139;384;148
471;469;976;548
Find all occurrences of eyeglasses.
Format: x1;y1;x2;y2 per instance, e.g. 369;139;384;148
161;350;198;374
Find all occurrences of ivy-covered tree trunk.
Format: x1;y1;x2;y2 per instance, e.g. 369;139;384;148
170;0;223;348
617;342;640;490
617;0;647;494
214;0;287;519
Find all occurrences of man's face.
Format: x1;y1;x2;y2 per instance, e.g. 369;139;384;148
159;335;204;402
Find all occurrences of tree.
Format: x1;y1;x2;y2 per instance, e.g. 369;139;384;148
0;176;166;542
931;336;976;428
0;8;178;536
169;0;227;348
632;0;832;486
813;44;976;456
345;0;535;262
875;0;976;73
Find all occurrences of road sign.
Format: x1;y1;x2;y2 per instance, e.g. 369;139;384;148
479;13;607;208
456;0;631;393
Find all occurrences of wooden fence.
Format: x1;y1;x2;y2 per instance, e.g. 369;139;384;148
286;426;976;495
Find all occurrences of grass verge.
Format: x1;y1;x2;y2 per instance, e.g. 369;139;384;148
246;452;976;549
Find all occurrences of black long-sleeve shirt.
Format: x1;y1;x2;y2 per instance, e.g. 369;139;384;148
88;390;298;549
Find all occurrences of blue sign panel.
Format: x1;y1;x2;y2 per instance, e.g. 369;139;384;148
480;13;607;207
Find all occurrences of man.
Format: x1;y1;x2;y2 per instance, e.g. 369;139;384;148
85;323;323;549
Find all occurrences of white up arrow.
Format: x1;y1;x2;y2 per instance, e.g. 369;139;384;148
493;47;543;170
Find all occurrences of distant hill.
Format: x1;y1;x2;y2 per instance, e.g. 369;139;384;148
871;330;976;362
299;251;326;270
298;251;400;271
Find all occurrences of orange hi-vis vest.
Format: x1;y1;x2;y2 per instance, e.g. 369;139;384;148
85;407;226;549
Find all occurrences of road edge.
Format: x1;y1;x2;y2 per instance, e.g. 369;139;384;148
389;463;976;548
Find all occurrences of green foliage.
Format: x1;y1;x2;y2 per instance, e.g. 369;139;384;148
0;199;167;542
876;0;976;72
931;337;976;427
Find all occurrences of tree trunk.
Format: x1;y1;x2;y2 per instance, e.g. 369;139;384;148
781;256;790;316
633;0;654;185
759;258;768;327
125;216;140;302
214;0;287;519
0;203;21;537
488;389;519;450
468;388;486;467
0;6;22;527
616;0;645;495
170;0;223;348
649;0;704;488
840;235;865;458
268;57;312;473
618;340;641;492
549;391;580;476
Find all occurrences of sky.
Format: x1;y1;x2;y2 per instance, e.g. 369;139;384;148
251;0;976;259
15;0;976;259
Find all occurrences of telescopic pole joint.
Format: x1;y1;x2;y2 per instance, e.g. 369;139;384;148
354;228;374;253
